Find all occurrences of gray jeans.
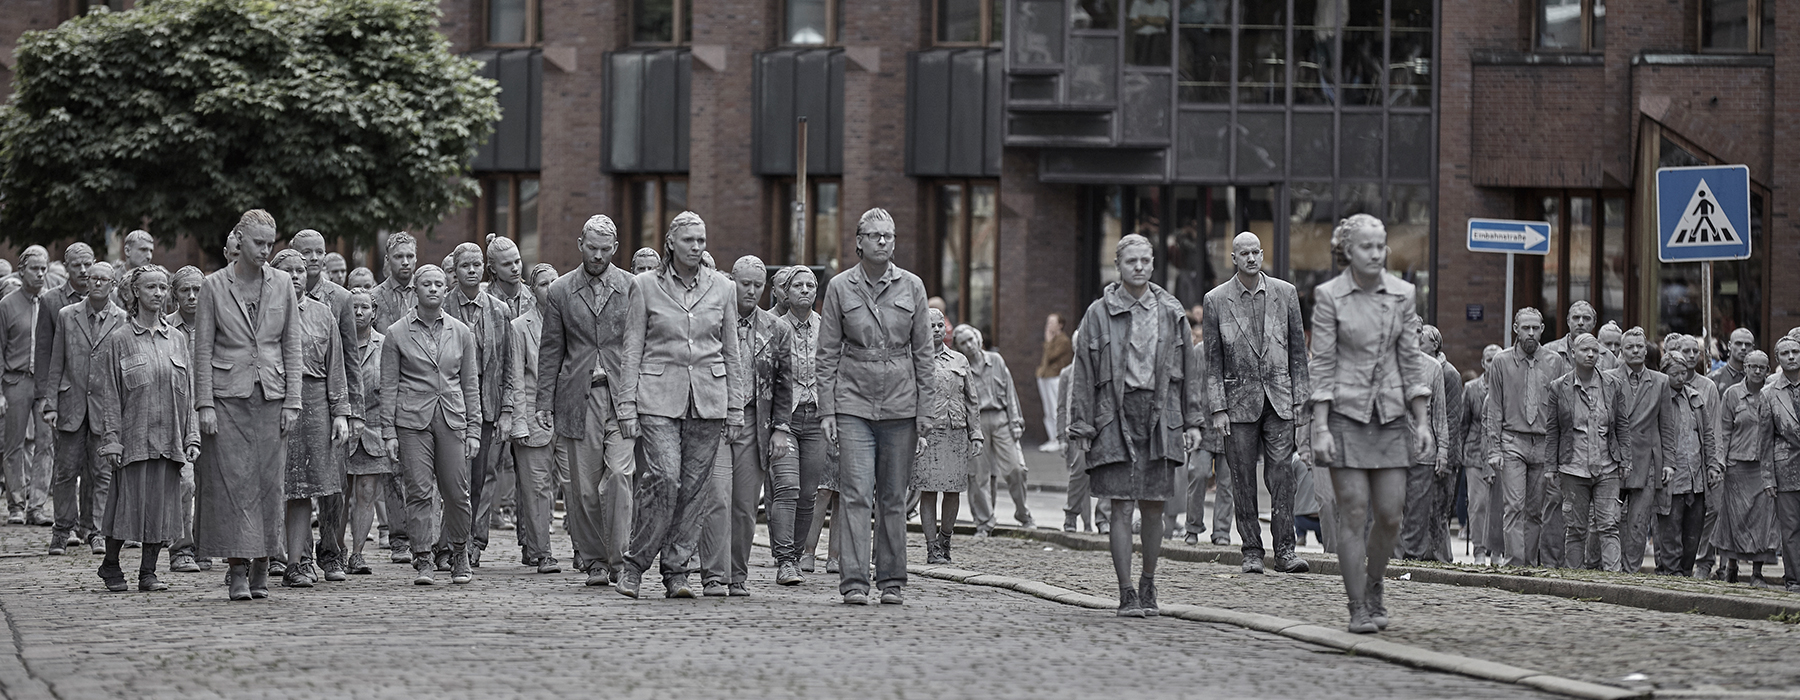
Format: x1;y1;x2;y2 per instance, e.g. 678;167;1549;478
1497;431;1550;566
1560;471;1622;570
51;423;108;539
836;415;915;596
1226;401;1296;560
1185;449;1232;537
624;416;722;583
397;410;471;554
511;441;561;564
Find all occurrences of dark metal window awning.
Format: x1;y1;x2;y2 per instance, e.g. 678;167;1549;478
906;48;1003;178
753;49;845;176
470;49;542;172
606;49;692;174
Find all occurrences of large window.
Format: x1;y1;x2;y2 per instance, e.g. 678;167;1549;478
1176;0;1433;106
1701;0;1774;53
777;178;842;273
932;181;999;341
784;0;844;46
633;0;691;45
487;0;539;46
1514;191;1630;338
480;175;542;268
937;0;1005;45
68;0;128;15
626;176;688;259
1536;0;1605;52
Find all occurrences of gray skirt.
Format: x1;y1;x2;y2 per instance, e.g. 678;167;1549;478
346;444;389;476
1325;412;1411;470
103;458;184;543
1712;460;1779;562
1088;390;1176;501
195;396;285;559
912;427;973;492
285;377;343;498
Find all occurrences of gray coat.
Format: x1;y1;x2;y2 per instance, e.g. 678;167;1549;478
1603;366;1676;490
306;278;363;421
617;266;748;423
43;300;126;432
737;306;795;436
1201;272;1309;423
193;265;304;411
536;263;634;440
1067;282;1206;470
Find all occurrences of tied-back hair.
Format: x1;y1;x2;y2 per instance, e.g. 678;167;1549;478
452;241;484;269
171;265;204;290
19;245;47;266
485;233;518;260
1115;233;1153;259
270;248;304;273
232;209;277;239
529;262;558;286
662;212;706;268
1329;213;1386;269
119;264;170;317
386;231;417;252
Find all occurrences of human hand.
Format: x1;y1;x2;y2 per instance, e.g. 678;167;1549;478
385;438;400;459
331;416;350;445
1210;412;1231;438
184;445;201;463
535;410;555;433
1010;423;1023;440
198;407;216;435
1480;468;1495;485
497;412;513;440
969;437;985;458
1071;436;1090;455
821;416;838;444
104;450;122;469
280;408;300;434
42;410;56;428
1414;426;1434;462
464;435;481;460
1312;428;1335;467
1182;427;1203;453
349;417;365;438
769;430;791;459
619;418;640;440
1662;466;1675;485
916;437;928;457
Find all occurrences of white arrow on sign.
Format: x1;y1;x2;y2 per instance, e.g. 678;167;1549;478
1469;226;1547;249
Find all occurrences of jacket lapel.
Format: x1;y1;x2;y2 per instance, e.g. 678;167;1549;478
256;269;285;332
91;310;122;351
1225;291;1259;358
577;273;602;319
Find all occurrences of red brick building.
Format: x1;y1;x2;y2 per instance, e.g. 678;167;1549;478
1;0;1795;443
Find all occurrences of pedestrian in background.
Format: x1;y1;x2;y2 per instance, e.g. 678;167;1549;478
916;308;982;564
1460;344;1503;566
1712;349;1777;586
1036;313;1071;453
271;250;350;588
958;324;1034;534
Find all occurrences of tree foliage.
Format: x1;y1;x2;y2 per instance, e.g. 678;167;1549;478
0;0;500;256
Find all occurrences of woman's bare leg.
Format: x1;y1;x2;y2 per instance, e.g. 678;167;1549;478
349;476;377;558
1138;500;1165;578
1109;499;1136;589
1330;468;1373;609
1364;468;1408;589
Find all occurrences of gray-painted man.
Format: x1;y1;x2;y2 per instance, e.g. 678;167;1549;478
2;248;51;531
371;232;420;563
1483;307;1570;566
43;261;125;556
957;324;1034;534
1603;327;1674;573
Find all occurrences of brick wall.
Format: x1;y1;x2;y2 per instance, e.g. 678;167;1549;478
685;0;772;269
999;148;1082;444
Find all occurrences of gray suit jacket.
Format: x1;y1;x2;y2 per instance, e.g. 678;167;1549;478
306;278;363;421
1202;273;1309;423
43;301;126;432
536;263;635;440
194;265;304;411
618;266;748;423
505;308;553;448
380;311;479;439
738;307;795;436
1602;366;1676;490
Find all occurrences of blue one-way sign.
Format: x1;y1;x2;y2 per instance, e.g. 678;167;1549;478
1656;165;1752;263
1466;218;1552;255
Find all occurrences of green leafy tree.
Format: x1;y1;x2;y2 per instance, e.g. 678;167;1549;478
0;0;500;259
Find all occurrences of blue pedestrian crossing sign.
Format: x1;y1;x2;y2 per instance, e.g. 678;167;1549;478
1656;165;1752;263
1466;218;1552;255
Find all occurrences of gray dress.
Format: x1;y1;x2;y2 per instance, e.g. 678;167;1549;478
1713;383;1779;562
93;319;199;544
284;298;347;498
913;346;983;492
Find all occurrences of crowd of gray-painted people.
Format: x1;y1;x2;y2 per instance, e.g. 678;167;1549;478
4;206;1795;633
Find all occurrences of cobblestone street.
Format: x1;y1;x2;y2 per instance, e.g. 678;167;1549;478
0;523;1559;700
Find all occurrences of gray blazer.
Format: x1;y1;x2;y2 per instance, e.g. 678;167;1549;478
379;311;480;439
738;307;795;435
537;263;635;440
43;301;126;432
1602;366;1676;490
617;266;748;423
505;308;553;448
1202;272;1309;423
193;265;304;411
306;278;363;421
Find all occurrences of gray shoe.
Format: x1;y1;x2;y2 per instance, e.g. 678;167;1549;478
702;581;729;597
1242;556;1265;574
585;567;611;586
1137;577;1158;617
88;535;105;555
413;555;435;586
449;549;472;584
616;567;642;598
879;588;903;605
1183;532;1199;546
537;557;562;574
728;583;750;597
170;554;201;573
1116;587;1143;618
799;553;816;573
48;531;68;556
1275;555;1310;574
842;591;869;605
825;558;840;574
776;561;803;585
667;576;696;599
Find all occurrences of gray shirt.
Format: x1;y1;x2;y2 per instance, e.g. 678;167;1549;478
815;263;935;424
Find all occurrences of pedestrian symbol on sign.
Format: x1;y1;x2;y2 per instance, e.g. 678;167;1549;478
1667;178;1742;247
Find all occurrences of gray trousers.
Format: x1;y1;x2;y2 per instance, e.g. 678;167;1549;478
384;469;409;554
1619;486;1656;573
558;385;634;575
1655;490;1706;576
397;409;471;554
1399;462;1445;561
1497;431;1550;566
1065;452;1092;527
2;375;46;517
1185;449;1232;537
1561;471;1622;570
469;421;499;551
1226;401;1297;560
836;415;915;595
725;420;800;580
791;404;830;555
511;441;561;565
51;422;107;539
697;442;734;584
1696;496;1719;575
969;409;1030;532
1776;491;1800;587
624;415;722;582
1467;467;1504;558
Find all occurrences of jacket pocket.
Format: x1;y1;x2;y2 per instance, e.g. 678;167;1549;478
711;363;728;378
122;354;150;391
211;359;233;371
642;363;666;376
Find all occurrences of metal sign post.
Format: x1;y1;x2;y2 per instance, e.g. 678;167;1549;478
794;117;809;263
1466;218;1553;348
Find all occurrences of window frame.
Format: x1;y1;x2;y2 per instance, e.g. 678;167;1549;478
933;0;1001;47
927;179;1001;341
477;173;542;267
772;176;844;270
484;0;541;48
780;0;842;48
630;0;691;47
1531;0;1604;54
622;175;690;259
1699;0;1773;54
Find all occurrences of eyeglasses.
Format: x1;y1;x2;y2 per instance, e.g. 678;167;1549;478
857;232;897;242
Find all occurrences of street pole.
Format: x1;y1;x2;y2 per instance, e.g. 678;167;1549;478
1703;261;1713;363
795;117;808;265
1503;253;1514;348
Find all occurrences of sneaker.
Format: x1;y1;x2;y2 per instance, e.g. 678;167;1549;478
170;554;201;573
728;583;750;597
65;533;83;548
702;581;729;597
267;559;287;577
776;561;803;585
137;573;168;592
1137;577;1158;617
48;531;69;556
1116;587;1143;618
1347;602;1378;634
322;559;348;582
346;554;372;575
390;547;412;565
5;511;22;525
1275;555;1310;574
585;567;611;586
413;556;435;586
666;575;695;599
825;558;840;574
1211;535;1230;546
537;557;562;574
88;534;105;555
433;551;451;572
799;553;816;573
197;558;214;571
124;540;141;549
283;564;314;588
1063;515;1078;533
1183;532;1199;546
450;549;473;584
469;547;482;569
842;591;869;605
1242;556;1265;574
25;512;52;527
879;588;904;605
616;567;643;598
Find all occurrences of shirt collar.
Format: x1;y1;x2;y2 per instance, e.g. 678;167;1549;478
408;312;443;330
453;287;482;307
1229;272;1268;298
662;264;702;290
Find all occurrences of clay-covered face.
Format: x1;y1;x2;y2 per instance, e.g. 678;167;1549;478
326;257;348;286
1622;335;1647;367
293;236;328;279
490;245;523;286
929;310;947;342
1745;355;1770;385
387;244;417;283
1116;242;1153;289
351;293;376;332
530;268;555;306
581;231;620;274
414;268;448;310
1599;328;1622;356
857;220;897;266
1778;343;1800;373
632;251;660;274
954;327;981;359
1346;228;1387;280
278;257;307;296
18;257;46;293
124;238;154;269
239;226;277;268
735;269;766;314
1231;236;1263;276
65;252;94;294
1514;313;1545;354
1730;331;1755;363
85;265;114;303
134;270;169;317
175;276;202;318
455;252;485;291
1566;305;1596;336
786;271;818;312
1573;336;1601;371
1481;344;1501;370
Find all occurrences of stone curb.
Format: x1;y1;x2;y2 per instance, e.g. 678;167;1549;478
908;563;1645;700
998;526;1800;623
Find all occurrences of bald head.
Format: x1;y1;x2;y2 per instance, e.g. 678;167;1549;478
1230;231;1264;277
